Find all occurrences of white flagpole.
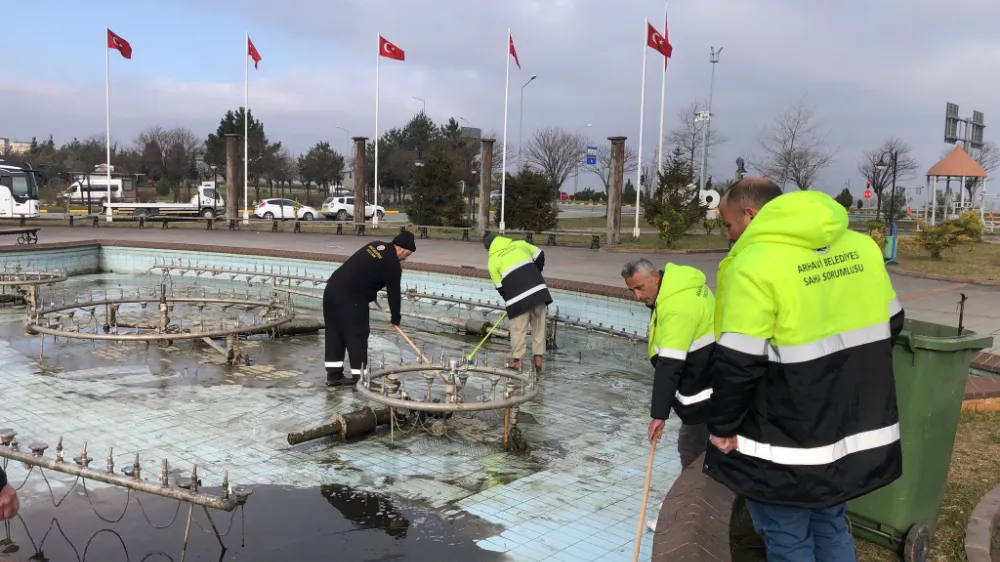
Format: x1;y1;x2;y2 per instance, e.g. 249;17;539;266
634;19;648;239
499;29;511;234
105;26;113;222
243;31;250;225
656;3;668;174
373;32;380;229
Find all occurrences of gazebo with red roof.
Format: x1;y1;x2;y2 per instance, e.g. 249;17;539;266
925;144;988;225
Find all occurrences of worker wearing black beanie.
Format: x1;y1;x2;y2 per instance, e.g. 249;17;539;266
321;232;415;387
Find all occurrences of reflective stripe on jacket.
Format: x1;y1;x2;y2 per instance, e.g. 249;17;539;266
647;263;716;424
487;236;552;318
704;190;904;509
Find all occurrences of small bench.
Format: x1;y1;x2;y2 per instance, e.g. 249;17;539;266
0;227;39;245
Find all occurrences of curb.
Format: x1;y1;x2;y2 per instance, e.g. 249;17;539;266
965;482;1000;562
890;266;1000;287
599;246;729;255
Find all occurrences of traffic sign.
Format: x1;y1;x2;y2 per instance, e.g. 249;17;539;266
585;146;598;166
864;189;873;200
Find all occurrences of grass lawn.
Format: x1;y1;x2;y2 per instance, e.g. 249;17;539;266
895;241;1000;282
732;409;1000;561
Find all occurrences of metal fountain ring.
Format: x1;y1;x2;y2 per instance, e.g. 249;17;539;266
357;361;538;413
26;295;295;342
0;269;68;287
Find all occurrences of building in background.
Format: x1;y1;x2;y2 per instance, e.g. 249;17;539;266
0;137;31;155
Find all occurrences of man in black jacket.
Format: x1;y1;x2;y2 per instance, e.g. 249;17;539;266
323;231;416;387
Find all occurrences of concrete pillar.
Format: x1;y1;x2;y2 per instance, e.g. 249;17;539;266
607;136;626;245
224;133;240;221
478;138;495;231
352;137;368;227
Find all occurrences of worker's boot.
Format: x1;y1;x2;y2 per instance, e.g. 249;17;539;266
505;358;521;371
532;355;543;373
326;372;354;388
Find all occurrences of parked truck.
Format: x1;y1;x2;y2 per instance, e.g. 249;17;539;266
101;183;225;219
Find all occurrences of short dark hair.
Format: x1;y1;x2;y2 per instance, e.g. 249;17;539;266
723;177;783;211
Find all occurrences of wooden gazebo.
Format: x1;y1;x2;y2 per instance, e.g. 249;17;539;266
925;145;988;225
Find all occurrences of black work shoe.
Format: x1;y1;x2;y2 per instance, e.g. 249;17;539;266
326;374;353;387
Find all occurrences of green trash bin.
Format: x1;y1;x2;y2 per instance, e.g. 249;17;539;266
847;318;993;562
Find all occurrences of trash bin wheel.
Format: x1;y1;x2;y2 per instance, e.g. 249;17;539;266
903;523;930;562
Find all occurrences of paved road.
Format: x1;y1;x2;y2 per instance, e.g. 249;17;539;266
15;225;1000;354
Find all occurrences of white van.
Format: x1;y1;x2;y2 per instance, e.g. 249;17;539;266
60;177;134;203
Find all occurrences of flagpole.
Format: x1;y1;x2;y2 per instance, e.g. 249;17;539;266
373;32;381;229
105;26;113;222
656;2;668;174
499;29;511;234
634;19;648;239
243;31;249;225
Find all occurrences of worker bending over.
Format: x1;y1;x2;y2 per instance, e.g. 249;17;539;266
622;258;716;532
484;234;552;371
323;231;416;387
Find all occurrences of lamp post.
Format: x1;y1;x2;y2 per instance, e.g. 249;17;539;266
572;124;592;195
517;75;537;171
413;97;426;114
875;150;899;264
698;47;722;195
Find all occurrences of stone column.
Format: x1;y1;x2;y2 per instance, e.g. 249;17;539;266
607;136;626;245
478;138;495;231
224;133;240;221
352;137;368;228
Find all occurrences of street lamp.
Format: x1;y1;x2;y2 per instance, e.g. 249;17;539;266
517;75;537;171
413;97;426;114
875;150;899;264
573;124;592;195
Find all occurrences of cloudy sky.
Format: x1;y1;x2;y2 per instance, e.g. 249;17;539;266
2;0;997;202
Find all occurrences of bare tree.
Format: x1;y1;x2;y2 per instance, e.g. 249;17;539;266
522;127;586;192
749;100;836;190
857;138;920;217
137;126;199;202
582;144;638;193
667;101;728;177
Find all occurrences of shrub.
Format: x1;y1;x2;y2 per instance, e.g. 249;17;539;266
703;216;722;236
866;221;887;251
951;211;986;242
917;222;960;259
155;180;171;197
897;235;921;253
657;209;687;248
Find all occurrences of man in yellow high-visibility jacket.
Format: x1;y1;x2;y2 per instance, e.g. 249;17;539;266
706;178;904;562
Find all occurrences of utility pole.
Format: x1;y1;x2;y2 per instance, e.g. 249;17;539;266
697;47;722;194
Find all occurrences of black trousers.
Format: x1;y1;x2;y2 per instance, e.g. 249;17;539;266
323;290;370;380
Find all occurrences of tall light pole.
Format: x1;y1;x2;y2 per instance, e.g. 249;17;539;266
573;123;592;195
875;150;899;264
697;46;722;195
517;74;537;171
413;96;426;114
335;126;350;192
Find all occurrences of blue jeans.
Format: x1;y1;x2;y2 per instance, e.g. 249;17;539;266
745;499;856;562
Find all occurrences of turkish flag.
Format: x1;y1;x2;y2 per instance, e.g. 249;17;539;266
508;34;520;69
248;36;262;69
107;29;132;60
646;22;672;59
379;36;405;61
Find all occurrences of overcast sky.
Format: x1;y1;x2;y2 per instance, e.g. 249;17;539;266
2;0;997;202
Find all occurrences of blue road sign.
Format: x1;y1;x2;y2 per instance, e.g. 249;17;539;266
585;146;598;166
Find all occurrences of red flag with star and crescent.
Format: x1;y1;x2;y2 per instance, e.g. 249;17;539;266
379;35;405;61
248;36;262;69
646;22;672;60
107;29;132;60
508;33;520;69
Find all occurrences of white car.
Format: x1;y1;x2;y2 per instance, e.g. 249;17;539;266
253;198;318;220
321;196;386;221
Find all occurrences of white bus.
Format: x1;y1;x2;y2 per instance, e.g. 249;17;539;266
0;161;41;219
60;177;134;204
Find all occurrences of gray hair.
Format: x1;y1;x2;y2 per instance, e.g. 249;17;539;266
621;258;657;280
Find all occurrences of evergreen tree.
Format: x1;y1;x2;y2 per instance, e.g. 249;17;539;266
494;170;559;232
642;146;704;226
834;187;853;210
406;145;467;226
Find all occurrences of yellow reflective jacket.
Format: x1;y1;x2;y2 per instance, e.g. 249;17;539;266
646;263;716;424
705;190;904;509
487;236;552;318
